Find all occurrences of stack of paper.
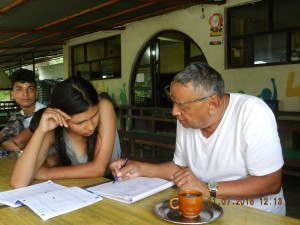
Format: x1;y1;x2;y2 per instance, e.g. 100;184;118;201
0;181;102;220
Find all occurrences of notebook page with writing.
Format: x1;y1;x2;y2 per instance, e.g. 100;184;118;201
86;177;174;204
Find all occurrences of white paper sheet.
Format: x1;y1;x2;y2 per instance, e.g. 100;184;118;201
0;180;102;220
0;180;66;207
18;186;102;220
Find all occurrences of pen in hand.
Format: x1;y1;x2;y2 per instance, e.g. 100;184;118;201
113;158;129;183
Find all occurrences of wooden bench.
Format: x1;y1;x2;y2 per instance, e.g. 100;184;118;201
117;106;176;161
282;148;300;177
276;111;300;176
118;130;175;159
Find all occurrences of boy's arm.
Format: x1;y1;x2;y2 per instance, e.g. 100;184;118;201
1;128;33;151
0;130;4;143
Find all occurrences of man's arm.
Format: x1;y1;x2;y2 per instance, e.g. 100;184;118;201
172;167;282;198
110;160;181;181
217;169;282;197
1;128;33;151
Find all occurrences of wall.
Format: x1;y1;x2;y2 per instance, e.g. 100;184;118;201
64;0;300;111
39;63;63;80
0;71;11;88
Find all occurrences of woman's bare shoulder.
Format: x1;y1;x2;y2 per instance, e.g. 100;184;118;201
98;98;114;111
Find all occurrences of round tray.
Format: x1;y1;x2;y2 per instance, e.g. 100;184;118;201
154;200;223;224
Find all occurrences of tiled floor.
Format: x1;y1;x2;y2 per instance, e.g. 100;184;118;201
135;145;300;220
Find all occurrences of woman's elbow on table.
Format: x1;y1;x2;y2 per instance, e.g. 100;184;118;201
10;176;31;189
10;167;34;189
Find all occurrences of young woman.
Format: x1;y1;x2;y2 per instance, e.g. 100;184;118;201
11;77;120;188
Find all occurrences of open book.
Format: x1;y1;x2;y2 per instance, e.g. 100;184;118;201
0;180;102;220
86;177;174;204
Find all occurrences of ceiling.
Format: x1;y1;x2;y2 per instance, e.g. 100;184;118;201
0;0;226;71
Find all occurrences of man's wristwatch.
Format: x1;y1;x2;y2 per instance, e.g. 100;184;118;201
207;181;218;198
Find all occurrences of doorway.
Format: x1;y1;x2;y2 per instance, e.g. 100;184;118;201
131;30;207;107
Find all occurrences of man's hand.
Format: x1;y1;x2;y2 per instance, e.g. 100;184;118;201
109;159;141;181
172;167;209;196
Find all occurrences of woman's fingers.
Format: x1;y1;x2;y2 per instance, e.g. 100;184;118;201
42;108;71;129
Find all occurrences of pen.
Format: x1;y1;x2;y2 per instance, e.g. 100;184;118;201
113;158;129;183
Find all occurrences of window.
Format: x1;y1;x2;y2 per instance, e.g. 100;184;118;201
71;36;121;80
0;89;11;101
227;0;300;68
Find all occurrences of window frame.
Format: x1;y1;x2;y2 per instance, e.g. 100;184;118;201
226;0;300;68
71;35;121;80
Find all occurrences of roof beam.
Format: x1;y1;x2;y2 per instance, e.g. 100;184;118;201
0;27;125;34
0;0;121;44
0;0;26;16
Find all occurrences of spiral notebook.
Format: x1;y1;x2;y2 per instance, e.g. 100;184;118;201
86;177;174;204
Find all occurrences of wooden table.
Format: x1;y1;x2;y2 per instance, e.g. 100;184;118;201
0;157;299;225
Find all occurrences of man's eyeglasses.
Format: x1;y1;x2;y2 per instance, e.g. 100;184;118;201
164;84;211;105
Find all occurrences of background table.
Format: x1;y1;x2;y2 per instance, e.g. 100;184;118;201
0;156;300;225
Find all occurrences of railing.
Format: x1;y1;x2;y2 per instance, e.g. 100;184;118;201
276;111;300;176
0;101;19;109
117;107;300;172
0;101;20;129
117;106;176;161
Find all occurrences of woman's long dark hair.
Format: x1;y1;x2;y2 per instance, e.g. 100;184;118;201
48;76;99;166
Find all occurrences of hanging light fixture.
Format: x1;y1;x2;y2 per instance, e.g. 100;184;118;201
200;5;205;19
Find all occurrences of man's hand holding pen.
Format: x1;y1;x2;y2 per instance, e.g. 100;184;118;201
110;158;140;182
113;158;129;183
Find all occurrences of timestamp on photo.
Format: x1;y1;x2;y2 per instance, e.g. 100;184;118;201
260;197;282;205
207;197;255;206
207;197;283;206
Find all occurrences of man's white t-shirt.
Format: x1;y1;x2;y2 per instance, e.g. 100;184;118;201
173;93;285;215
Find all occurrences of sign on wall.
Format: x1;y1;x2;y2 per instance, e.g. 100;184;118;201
209;13;223;45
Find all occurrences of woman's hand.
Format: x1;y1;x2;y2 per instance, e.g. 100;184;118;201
38;108;70;132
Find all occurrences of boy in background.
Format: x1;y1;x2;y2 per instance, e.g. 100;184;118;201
0;69;44;151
